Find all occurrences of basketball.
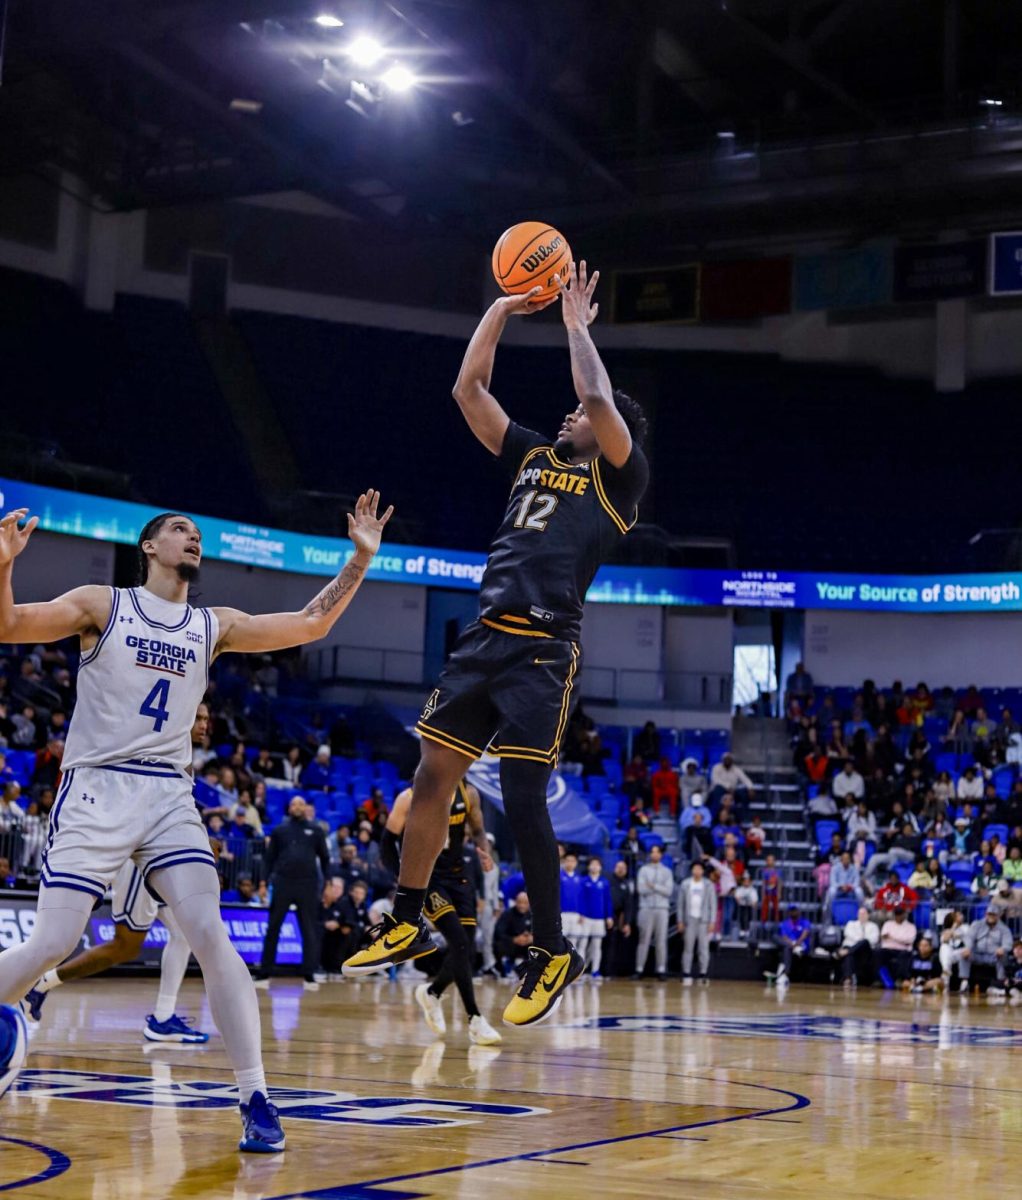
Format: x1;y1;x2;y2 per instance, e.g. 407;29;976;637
492;221;572;300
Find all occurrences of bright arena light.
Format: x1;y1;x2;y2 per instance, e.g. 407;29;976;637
381;64;416;93
314;14;344;28
347;36;384;67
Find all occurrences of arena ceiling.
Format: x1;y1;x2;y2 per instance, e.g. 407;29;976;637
3;0;1022;250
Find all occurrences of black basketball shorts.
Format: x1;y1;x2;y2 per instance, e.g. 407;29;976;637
415;619;580;768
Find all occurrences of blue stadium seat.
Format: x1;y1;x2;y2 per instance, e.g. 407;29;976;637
814;819;841;851
373;761;399;784
914;901;932;933
639;832;664;850
894;861;914;883
947;861;973;888
586;776;612;797
609;830;626;850
603;760;624;787
992;768;1016;800
983;823;1010;846
934;752;957;775
831;896;859;926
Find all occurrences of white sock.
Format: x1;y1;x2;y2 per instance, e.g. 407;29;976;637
236;1067;268;1105
36;969;64;994
153;990;178;1023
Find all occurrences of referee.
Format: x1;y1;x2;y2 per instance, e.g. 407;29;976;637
255;796;330;991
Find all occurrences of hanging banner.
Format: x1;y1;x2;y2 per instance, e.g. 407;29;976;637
989;231;1022;296
611;264;699;324
467;756;607;845
893;239;986;302
794;245;892;311
701;257;792;321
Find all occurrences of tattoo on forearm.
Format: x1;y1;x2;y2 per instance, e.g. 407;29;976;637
567;328;610;400
304;559;366;620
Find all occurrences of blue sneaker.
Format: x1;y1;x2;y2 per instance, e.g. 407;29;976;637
22;988;47;1024
878;967;895;990
239;1091;286;1153
143;1014;211;1044
0;1004;28;1102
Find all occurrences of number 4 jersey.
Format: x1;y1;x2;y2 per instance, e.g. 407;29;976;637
477;422;649;641
62;587;218;771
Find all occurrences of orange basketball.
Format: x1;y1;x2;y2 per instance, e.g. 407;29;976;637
492;221;572;301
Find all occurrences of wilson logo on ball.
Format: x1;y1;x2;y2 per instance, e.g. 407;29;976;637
520;236;564;274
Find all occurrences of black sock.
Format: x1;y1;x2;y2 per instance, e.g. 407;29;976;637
499;757;565;955
392;886;426;925
429;912;480;1017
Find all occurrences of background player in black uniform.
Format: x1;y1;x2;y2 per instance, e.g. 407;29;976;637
344;261;649;1027
381;780;502;1045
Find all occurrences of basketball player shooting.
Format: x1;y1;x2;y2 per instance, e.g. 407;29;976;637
0;491;392;1152
343;262;649;1027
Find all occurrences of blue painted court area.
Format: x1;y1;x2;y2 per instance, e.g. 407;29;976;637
561;1012;1022;1047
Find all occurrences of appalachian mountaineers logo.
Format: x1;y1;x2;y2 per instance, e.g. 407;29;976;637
422;689;440;720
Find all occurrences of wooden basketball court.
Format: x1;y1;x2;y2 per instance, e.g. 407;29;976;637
1;975;1017;1197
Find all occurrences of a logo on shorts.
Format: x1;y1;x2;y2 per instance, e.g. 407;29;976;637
81;792;95;804
422;689;440;720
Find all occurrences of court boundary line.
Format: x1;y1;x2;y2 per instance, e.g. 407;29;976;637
0;1136;72;1193
265;1079;811;1199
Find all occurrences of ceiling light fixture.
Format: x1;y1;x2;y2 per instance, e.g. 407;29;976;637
381;64;416;93
348;35;384;67
314;14;344;28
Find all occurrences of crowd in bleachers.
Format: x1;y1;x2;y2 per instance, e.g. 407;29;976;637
780;666;1022;992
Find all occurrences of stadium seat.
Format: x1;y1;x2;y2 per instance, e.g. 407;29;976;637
609;830;626;850
934;752;957;775
983;823;1010;846
814;819;841;851
894;861;914;883
831;896;859;926
639;832;664;850
914;901;932;933
947;861;973;888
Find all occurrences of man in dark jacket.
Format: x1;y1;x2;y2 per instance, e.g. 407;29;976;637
494;892;534;976
255;796;330;989
607;859;637;977
337;880;370;964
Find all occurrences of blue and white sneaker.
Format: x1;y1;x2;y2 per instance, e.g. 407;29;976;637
0;1004;28;1102
22;988;47;1024
143;1014;210;1044
239;1091;286;1153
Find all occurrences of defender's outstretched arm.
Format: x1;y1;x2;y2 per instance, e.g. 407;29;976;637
214;490;393;655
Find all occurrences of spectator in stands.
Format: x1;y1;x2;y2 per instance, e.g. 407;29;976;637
336;842;368;893
943;709;970;750
634;721;660;762
495;892;534;975
733;871;757;937
17;798;45;877
251;747;278;780
677;860;716;984
971;708;998;766
902;936;942;993
304;802;331;839
622;755;650;809
988;880;1022;920
871;724;900;777
650;758;680;817
680;759;708;809
958;684;982;716
785;662;814;708
0;782;25;831
711;807;743;852
845;800;876;849
634;845;673;980
877;908;917;986
871;695;898;735
745;814;766;857
708;753;754;814
807;784;837;818
864;823;922;886
608;861;636;977
236;877;259;906
907;857;938;894
933;771;954;807
684;809;714;862
621;825;643;861
909;683;934;725
873;871;919;915
579;732;609;777
300;745;333;792
995;708;1022;756
281;746;304;785
972;858;1000;897
317;878;347;979
230;791;264;836
710;849;740;936
328;712;356;757
0;700;13;749
337;879;371;965
803;741;830;787
11;704;41;748
844;705;873;741
836;905;878;988
1002;844;1022;884
826;851;864;908
960;908;1013;995
949;815;974;861
775;906;812;981
939;911;968;988
760;854;782;924
0;857;16;888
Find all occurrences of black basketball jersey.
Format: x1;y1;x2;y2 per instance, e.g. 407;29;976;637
477;423;649;642
433;781;471;875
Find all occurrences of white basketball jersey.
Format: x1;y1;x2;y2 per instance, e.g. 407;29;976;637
62;587;219;770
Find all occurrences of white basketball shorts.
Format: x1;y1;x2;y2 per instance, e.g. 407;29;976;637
110;861;160;932
43;760;215;905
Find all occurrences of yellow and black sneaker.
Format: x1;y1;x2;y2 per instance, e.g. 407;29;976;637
341;912;436;978
503;943;585;1027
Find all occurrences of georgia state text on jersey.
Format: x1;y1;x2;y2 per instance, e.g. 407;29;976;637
62;587;217;771
477;422;649;642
